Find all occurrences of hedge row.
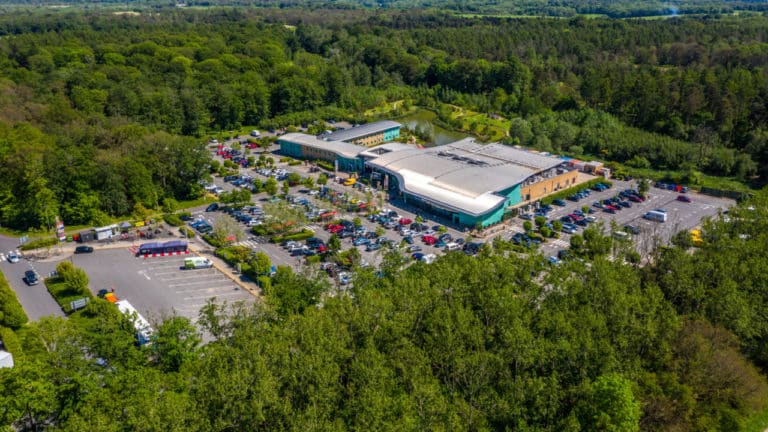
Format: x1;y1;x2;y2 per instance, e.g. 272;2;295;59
316;160;334;171
202;234;225;248
20;237;58;251
163;213;184;227
540;178;613;206
270;229;314;244
0;326;22;359
0;271;28;329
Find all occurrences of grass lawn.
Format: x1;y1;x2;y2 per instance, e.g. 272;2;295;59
45;277;93;315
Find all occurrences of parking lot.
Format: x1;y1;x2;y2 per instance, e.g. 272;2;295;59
499;179;734;258
67;248;253;323
203;137;738;276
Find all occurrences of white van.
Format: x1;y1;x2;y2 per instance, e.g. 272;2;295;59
445;242;461;251
250;130;261;137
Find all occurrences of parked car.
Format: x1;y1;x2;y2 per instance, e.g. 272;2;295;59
624;224;641;235
677;195;692;203
205;203;219;212
7;251;20;263
74;246;94;254
407;245;422;252
552;199;567;207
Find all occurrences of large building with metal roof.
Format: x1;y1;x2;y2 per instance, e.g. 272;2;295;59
363;138;576;227
320;120;401;146
278;128;576;228
278;133;368;172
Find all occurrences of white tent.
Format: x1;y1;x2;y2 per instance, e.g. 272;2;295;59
0;350;14;368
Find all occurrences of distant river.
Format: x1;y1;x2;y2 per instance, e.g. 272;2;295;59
397;109;467;146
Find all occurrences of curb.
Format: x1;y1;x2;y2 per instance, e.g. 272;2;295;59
187;244;262;300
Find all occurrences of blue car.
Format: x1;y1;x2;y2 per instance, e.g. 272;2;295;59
353;238;371;246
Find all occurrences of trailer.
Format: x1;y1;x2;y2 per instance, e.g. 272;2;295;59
643;210;667;223
115;300;153;346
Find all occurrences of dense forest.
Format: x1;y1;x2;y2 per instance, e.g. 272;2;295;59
2;193;768;431
1;10;768;230
2;0;768;18
2;7;768;431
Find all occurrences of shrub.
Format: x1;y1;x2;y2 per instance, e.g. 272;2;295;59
288;160;302;166
20;237;58;251
0;272;28;329
179;226;196;238
316;160;334;171
202;234;225;248
163;213;184;227
215;246;252;265
270;229;314;244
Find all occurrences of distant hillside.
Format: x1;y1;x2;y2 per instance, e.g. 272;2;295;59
1;0;767;18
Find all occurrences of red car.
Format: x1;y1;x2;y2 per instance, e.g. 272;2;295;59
422;235;437;245
628;194;644;203
399;218;413;225
677;195;692;203
326;223;342;232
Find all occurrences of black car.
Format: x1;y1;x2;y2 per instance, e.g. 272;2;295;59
24;270;39;285
205;203;219;212
74;245;94;254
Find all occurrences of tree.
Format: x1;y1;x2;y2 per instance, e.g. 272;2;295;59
317;174;328;186
250;252;272;276
287;172;301;186
523;220;533;232
302;176;315;189
281;181;290;196
534;215;547;228
212;216;244;244
153;316;201;373
578;374;641;432
265;177;278;196
56;261;89;296
637;178;649;197
327;234;341;254
353;217;362;228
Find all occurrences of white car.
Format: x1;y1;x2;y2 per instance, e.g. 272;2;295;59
7;251;20;263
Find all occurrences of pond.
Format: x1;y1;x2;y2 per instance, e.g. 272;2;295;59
397;109;467;146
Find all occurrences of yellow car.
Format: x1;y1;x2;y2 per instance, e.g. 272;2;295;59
344;178;356;186
690;229;705;247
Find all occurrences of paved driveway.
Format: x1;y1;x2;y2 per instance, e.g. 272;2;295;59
0;235;66;320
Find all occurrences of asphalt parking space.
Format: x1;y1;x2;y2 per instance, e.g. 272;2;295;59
75;249;253;323
502;179;735;257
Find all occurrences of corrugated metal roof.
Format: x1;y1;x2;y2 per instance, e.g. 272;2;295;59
365;138;565;216
279;133;366;159
322;120;401;142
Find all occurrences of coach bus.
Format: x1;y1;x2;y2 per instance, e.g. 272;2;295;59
136;240;188;256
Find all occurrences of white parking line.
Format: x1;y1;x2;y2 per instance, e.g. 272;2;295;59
163;274;228;283
175;285;239;294
168;279;230;288
183;291;248;301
